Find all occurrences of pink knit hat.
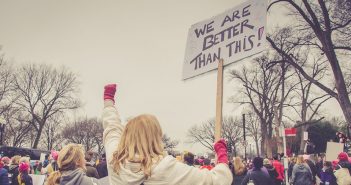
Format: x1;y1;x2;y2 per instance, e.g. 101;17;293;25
338;152;349;161
51;150;59;161
19;162;29;172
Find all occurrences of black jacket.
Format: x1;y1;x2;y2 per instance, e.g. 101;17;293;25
9;165;19;185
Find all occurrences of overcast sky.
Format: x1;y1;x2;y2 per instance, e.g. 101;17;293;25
0;0;343;153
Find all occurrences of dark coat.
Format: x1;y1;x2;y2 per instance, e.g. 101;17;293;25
0;168;9;185
18;173;33;185
9;165;19;185
241;168;273;185
320;167;337;185
85;163;100;179
96;161;108;178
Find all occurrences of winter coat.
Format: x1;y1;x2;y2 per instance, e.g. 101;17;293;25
263;164;278;183
0;168;9;185
86;163;100;179
306;159;317;183
335;160;351;174
96;161;108;178
17;173;33;185
272;160;284;181
319;167;337;185
291;164;313;185
241;168;273;185
9;164;19;185
288;162;295;181
334;163;351;185
102;100;233;185
231;168;247;185
60;169;99;185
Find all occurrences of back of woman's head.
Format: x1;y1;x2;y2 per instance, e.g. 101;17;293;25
11;155;21;165
111;114;164;179
46;144;85;185
233;157;246;175
296;155;305;165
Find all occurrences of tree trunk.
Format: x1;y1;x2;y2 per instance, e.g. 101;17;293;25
255;138;260;156
32;124;43;149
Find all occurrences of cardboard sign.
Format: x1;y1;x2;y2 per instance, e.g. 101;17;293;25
325;142;344;162
29;174;45;185
182;0;267;80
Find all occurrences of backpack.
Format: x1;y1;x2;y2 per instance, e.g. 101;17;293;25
335;165;351;185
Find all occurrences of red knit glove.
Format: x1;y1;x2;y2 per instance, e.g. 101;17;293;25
104;84;117;103
214;139;228;164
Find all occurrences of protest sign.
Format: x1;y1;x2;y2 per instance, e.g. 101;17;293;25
182;0;266;80
29;174;46;185
326;142;344;162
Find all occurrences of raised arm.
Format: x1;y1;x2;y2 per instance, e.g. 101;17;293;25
102;84;124;161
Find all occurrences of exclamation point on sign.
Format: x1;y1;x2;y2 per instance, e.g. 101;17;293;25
257;27;264;47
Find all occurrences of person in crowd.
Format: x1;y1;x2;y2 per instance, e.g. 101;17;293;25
231;156;247;185
102;84;232;185
96;153;108;178
2;157;10;171
291;155;313;185
287;157;296;182
263;158;278;183
0;159;10;185
47;150;59;175
46;143;99;185
18;162;33;185
320;161;337;185
85;151;100;179
304;154;317;184
272;154;284;185
9;155;21;185
316;155;324;179
183;152;195;166
334;152;351;185
241;157;272;185
194;159;201;168
200;158;213;170
43;154;50;168
34;162;42;175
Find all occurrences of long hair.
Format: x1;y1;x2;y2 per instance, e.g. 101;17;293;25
233;157;246;175
111;114;164;179
46;144;86;185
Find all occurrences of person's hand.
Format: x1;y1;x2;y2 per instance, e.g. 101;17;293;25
214;139;228;164
104;84;117;103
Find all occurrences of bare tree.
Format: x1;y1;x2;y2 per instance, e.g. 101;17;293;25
187;116;242;156
162;134;179;152
62;117;103;152
243;110;261;156
228;54;291;157
40;114;64;151
12;63;80;148
268;0;351;127
0;55;13;116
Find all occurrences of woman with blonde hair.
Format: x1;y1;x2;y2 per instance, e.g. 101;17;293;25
291;155;313;185
102;84;232;185
231;156;247;185
46;144;99;185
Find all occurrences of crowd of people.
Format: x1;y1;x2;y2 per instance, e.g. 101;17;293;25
0;84;350;185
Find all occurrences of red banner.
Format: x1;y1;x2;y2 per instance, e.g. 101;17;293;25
285;128;297;136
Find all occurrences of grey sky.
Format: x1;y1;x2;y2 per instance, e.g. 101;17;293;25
0;0;343;153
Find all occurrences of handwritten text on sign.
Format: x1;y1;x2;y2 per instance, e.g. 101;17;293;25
182;0;266;80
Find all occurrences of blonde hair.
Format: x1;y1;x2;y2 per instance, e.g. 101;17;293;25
46;144;86;185
111;114;164;179
233;157;246;175
296;155;305;165
11;155;21;165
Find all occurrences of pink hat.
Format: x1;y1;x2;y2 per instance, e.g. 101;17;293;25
19;162;29;172
51;150;59;161
1;157;10;164
338;152;349;161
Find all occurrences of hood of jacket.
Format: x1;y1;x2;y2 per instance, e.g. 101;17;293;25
9;165;18;172
60;168;93;185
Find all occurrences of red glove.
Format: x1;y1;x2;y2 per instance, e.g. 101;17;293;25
214;139;228;164
104;84;117;102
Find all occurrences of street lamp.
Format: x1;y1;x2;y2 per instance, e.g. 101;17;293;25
0;116;6;146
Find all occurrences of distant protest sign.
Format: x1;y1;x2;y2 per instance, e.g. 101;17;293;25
182;0;267;80
326;142;344;162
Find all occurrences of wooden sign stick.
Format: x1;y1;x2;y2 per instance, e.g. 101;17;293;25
215;59;224;142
